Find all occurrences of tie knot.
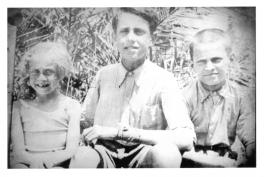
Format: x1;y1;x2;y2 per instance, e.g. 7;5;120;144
126;71;134;77
119;71;134;88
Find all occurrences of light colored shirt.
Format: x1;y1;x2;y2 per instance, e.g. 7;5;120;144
182;80;255;148
82;60;195;143
17;97;81;152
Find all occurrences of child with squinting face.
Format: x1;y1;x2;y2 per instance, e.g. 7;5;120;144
182;29;255;167
10;42;81;168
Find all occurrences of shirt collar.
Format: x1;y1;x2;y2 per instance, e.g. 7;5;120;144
198;80;232;103
217;81;233;98
117;59;150;87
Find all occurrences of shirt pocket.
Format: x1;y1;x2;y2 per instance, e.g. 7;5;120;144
140;103;165;130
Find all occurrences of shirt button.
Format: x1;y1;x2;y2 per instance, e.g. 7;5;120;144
128;72;133;76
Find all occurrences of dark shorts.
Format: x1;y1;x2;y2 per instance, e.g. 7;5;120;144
181;144;238;168
93;139;152;168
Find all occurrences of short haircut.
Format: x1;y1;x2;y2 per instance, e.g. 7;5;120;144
190;28;232;61
112;7;159;35
17;41;73;99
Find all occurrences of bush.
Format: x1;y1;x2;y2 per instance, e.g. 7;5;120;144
10;7;255;103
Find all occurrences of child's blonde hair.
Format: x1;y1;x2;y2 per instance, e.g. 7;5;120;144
17;41;73;99
190;28;232;61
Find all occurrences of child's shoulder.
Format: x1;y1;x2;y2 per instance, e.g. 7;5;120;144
13;99;33;109
60;95;81;117
60;94;81;109
12;100;22;111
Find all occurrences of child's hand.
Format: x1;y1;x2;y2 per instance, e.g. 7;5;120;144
183;149;238;167
82;125;118;143
43;158;55;168
29;158;45;168
29;155;55;168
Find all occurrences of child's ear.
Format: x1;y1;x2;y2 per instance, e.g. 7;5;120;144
149;34;155;47
229;53;235;62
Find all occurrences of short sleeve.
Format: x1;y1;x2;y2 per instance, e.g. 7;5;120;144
160;75;196;142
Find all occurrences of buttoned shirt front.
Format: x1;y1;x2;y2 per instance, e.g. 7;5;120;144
182;80;255;148
82;60;195;144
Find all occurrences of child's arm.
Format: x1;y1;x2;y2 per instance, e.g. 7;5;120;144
42;100;81;168
236;93;256;166
183;149;238;167
11;101;45;168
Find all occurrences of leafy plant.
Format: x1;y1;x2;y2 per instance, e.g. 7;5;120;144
11;7;255;103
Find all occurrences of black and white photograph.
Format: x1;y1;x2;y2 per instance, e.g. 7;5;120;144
3;0;264;176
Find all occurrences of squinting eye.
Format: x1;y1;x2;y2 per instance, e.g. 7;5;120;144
43;69;56;76
196;60;207;65
119;28;129;35
211;57;222;63
30;70;40;76
134;28;146;36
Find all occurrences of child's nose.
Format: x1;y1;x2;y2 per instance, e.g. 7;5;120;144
37;73;48;80
205;61;215;70
127;31;136;42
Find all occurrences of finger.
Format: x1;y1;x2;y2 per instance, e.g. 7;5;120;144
44;160;53;169
82;127;93;136
30;164;36;168
92;139;97;144
83;130;94;140
31;162;44;169
81;131;90;143
82;128;95;142
84;133;96;142
38;162;45;168
84;131;98;142
223;151;229;158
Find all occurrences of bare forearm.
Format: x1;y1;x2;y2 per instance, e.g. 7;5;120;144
121;128;194;151
83;125;194;151
183;150;237;167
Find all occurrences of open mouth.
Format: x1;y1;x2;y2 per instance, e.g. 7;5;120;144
124;46;139;50
204;73;218;76
35;83;50;88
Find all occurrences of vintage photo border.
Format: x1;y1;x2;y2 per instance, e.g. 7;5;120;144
1;0;263;176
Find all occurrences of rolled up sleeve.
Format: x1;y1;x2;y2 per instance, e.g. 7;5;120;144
160;77;197;143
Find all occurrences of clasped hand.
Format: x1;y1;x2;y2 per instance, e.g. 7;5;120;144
82;125;117;145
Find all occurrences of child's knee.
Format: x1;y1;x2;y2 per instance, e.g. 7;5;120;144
70;146;100;168
10;162;29;169
147;143;182;167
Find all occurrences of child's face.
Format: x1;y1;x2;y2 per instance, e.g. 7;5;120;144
114;12;152;66
29;58;60;96
193;42;230;87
